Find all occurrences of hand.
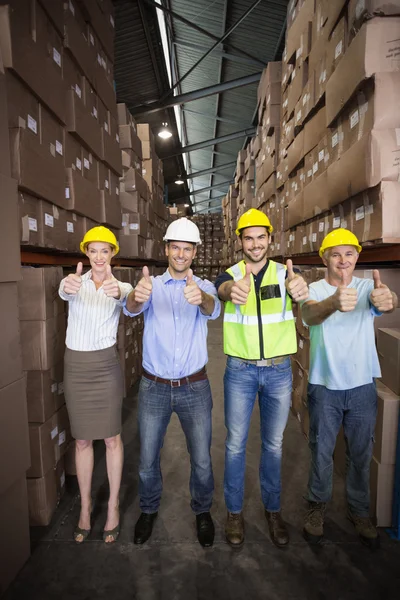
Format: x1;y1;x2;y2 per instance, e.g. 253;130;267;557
370;269;394;312
333;271;357;312
285;259;309;302
231;263;252;305
134;266;152;304
183;269;202;305
103;265;121;298
63;262;83;295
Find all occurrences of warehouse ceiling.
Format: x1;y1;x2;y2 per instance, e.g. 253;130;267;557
114;0;288;212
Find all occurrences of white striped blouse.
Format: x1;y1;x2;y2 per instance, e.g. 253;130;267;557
59;270;133;351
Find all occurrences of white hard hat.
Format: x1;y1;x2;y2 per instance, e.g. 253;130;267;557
163;217;202;245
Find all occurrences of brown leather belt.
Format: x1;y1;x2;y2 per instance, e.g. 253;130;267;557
142;367;208;388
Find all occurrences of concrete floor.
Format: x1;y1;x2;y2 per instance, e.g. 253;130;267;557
5;320;400;600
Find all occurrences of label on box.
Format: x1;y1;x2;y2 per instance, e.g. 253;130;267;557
97;53;102;65
60;472;66;488
125;352;129;359
59;430;66;446
105;179;109;189
299;339;304;349
65;187;70;199
53;48;61;67
92;106;98;119
110;15;115;28
75;84;82;98
296;110;302;123
122;220;127;227
130;223;139;231
104;121;109;132
341;219;347;228
296;46;303;60
335;40;343;60
51;383;57;393
292;69;296;81
76;158;82;171
69;0;75;15
53;206;59;220
365;204;374;216
332;133;339;148
45;213;54;227
356;0;366;19
58;382;64;395
319;70;326;84
90;33;95;45
319;150;325;162
73;213;77;221
27;115;37;134
333;217;341;228
84;158;90;170
67;221;74;233
116;133;120;143
307;169;312;178
50;143;56;158
319;222;325;232
116;188;119;196
356;206;365;221
350;110;359;129
51;426;58;440
313;162;319;174
303;236;307;245
312;233;317;242
56;140;63;155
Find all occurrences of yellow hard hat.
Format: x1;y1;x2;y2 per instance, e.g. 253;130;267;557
319;228;362;258
80;226;120;255
235;208;273;236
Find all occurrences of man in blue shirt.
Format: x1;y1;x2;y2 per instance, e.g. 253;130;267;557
301;229;398;549
124;218;221;547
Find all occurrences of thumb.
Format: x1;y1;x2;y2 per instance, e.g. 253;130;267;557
186;269;193;285
286;259;295;280
373;269;382;289
105;264;112;279
338;269;347;289
142;266;150;281
244;263;252;283
76;262;83;276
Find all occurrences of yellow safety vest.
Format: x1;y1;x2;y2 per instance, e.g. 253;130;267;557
223;260;297;360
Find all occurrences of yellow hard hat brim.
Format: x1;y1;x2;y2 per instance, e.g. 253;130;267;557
80;241;119;255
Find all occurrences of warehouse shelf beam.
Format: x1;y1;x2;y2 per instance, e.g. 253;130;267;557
21;252;168;268
173;39;263;67
143;0;265;67
289;245;400;265
165;128;256;158
193;195;226;207
166;161;236;183
131;74;262;116
162;0;263;100
181;108;248;127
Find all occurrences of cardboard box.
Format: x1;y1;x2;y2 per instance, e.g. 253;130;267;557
119;124;143;159
27;456;65;526
328;130;400;207
374;380;400;464
119;234;146;258
0;174;20;283
117;103;135;127
64;211;86;252
0;283;23;389
377;328;400;395
121;149;142;174
19;191;41;247
0;70;11;177
121;212;149;237
370;456;395;526
93;35;116;113
66;87;102;159
303;171;331;220
327;16;347;77
37;0;64;34
287;60;309;119
121;168;148;200
63;0;96;85
0;477;30;595
81;0;115;62
285;0;315;63
65;167;102;222
20;314;66;371
0;0;66;122
287;192;304;229
39;200;68;251
348;0;400;38
26;362;65;424
18;267;64;321
0;377;30;495
286;129;305;175
101;113;122;175
27;404;70;478
351;182;400;244
326;18;400;125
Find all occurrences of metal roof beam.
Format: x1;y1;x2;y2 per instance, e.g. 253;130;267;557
173;39;262;68
173;182;232;202
142;0;265;67
181;108;246;127
163;0;263;99
193;195;226;207
185;161;236;179
132;73;262;116
165;128;256;158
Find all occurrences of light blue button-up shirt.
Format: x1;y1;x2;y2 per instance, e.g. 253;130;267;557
123;270;221;379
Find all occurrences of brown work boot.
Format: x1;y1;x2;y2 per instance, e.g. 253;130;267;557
303;502;326;545
225;511;244;547
265;511;289;547
347;510;380;550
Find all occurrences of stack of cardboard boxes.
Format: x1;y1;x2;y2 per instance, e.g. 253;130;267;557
118;103;169;260
18;267;71;527
0;0;123;250
0;56;31;595
191;214;225;281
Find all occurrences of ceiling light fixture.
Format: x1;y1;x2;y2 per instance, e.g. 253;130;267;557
175;179;184;185
184;204;189;207
158;122;172;139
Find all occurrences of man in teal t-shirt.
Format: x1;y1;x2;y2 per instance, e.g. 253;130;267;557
301;229;398;549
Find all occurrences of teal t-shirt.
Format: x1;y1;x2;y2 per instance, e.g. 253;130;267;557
305;277;381;391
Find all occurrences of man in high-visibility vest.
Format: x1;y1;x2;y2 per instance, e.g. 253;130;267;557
301;229;398;549
216;208;309;547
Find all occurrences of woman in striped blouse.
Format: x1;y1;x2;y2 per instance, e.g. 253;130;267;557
59;226;133;544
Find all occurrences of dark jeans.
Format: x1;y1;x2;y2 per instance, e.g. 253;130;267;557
138;376;214;514
306;382;377;517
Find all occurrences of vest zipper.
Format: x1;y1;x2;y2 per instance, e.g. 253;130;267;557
256;288;264;360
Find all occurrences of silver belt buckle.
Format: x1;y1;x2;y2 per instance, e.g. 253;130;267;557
255;359;271;367
171;379;181;387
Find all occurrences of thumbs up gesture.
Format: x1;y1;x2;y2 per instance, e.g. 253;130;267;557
184;269;202;305
333;271;358;312
134;266;152;304
370;269;394;312
63;262;83;295
231;263;252;305
103;264;121;298
285;259;309;302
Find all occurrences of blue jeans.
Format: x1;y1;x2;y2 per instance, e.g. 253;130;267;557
138;376;214;514
223;356;292;513
306;382;377;517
